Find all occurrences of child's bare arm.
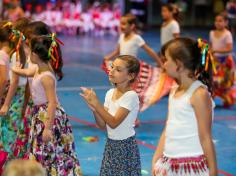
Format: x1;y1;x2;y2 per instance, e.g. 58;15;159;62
191;87;217;176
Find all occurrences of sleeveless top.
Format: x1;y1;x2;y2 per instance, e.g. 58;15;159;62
31;71;58;105
164;80;215;158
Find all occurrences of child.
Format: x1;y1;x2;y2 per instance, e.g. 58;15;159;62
152;38;217;176
81;55;141;175
104;13;162;65
0;22;12;106
12;36;82;175
3;0;24;22
102;13;167;112
209;12;235;107
0;18;29;160
0;21;15;174
3;159;46;176
161;3;180;46
9;22;55;162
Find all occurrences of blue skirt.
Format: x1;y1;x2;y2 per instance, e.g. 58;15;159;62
100;135;141;176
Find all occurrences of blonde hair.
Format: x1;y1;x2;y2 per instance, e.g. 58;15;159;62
3;159;46;176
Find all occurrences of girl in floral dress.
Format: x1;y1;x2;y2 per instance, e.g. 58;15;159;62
12;35;82;176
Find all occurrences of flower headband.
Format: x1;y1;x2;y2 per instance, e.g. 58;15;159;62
3;22;26;60
197;38;216;74
45;33;64;69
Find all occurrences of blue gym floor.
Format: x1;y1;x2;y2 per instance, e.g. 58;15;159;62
56;29;236;176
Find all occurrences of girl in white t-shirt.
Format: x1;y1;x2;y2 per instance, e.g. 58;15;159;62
81;55;141;175
209;12;235;107
161;3;180;46
102;14;166;113
152;38;217;176
104;13;162;65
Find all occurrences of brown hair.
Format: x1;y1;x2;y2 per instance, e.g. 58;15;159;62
3;159;46;176
162;3;181;22
161;37;213;95
12;17;30;67
116;55;140;83
30;36;63;80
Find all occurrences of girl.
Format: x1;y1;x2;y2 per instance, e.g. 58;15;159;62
152;38;217;176
0;21;15;174
12;36;82;175
3;0;24;22
104;13;162;65
209;12;235;107
0;22;12;107
102;13;169;112
161;3;180;46
81;55;141;175
0;18;29;160
10;22;57;162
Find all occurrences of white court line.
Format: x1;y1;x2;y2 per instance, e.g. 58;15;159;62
57;85;111;91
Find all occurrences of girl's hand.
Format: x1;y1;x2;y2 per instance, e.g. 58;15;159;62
11;63;23;73
0;105;9;116
42;128;53;143
152;162;157;176
80;87;99;108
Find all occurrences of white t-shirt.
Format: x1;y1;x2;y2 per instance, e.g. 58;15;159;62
104;88;139;140
10;53;27;86
118;33;145;57
209;30;233;57
161;20;180;46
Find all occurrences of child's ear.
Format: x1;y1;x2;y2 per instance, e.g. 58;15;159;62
176;59;183;71
128;73;135;82
131;23;136;30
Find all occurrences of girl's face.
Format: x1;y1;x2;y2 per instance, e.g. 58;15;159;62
214;15;227;30
109;59;133;86
120;17;133;34
161;6;172;21
163;50;179;78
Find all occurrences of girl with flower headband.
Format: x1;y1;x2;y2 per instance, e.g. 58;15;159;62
209;12;235;107
12;35;82;175
152;38;217;176
0;18;30;163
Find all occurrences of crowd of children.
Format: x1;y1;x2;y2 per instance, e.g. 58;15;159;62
3;0;121;36
0;1;235;176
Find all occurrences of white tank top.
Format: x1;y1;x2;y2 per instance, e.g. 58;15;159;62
164;80;214;158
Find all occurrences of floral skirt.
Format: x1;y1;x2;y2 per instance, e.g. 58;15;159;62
154;155;209;176
28;103;82;176
10;97;34;159
100;136;141;176
213;55;235;107
0;86;28;160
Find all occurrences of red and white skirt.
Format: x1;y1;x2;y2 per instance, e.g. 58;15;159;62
154;155;209;176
